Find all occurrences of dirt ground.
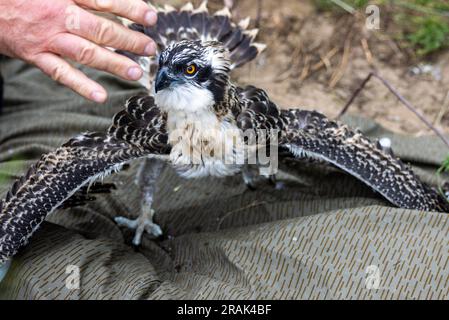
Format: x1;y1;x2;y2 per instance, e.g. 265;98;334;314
154;0;449;137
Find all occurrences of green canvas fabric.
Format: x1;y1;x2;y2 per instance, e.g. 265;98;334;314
0;58;448;299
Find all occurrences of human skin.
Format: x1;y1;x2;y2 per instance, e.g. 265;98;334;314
0;0;157;103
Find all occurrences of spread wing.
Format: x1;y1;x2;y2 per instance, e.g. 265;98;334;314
0;95;169;264
236;86;449;213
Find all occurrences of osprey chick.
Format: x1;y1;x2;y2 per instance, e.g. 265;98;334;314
153;40;244;179
1;2;448;265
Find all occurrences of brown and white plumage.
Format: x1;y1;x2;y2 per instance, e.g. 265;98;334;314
237;87;449;212
0;96;169;263
0;2;447;265
117;2;265;90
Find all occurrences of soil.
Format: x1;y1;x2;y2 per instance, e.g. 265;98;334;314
154;0;449;137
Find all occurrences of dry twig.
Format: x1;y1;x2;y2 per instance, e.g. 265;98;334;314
435;91;449;126
329;37;351;88
361;38;373;65
311;47;339;72
337;71;449;149
299;55;312;82
255;0;263;29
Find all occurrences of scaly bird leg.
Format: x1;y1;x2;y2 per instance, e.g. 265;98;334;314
115;158;166;246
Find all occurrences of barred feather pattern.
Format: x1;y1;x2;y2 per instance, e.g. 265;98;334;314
237;86;284;132
2;4;448;265
280;109;449;212
235;85;449;212
0;96;169;264
1;91;448;265
118;1;266;89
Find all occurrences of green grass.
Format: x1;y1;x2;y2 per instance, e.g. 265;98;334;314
405;16;449;56
315;0;370;12
312;0;449;57
438;155;449;176
0;160;26;185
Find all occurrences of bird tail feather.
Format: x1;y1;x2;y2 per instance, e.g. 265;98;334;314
0;96;169;265
118;1;266;89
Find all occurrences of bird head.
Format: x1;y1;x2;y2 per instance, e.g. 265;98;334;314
154;40;231;113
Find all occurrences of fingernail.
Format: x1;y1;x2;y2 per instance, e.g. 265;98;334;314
127;67;143;80
144;42;156;56
91;91;106;103
96;0;111;8
144;10;157;26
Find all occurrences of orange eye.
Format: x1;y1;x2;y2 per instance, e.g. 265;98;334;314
185;64;197;75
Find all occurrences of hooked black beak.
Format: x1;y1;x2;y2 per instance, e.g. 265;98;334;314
155;69;172;93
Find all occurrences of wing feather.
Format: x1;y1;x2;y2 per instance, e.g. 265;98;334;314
0;96;169;264
236;85;449;212
281;109;449;212
117;2;266;89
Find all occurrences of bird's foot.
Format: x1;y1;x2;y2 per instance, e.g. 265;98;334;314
115;209;163;246
242;167;284;191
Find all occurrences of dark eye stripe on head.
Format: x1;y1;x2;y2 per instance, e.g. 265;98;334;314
196;65;212;82
157;40;231;103
160;41;203;66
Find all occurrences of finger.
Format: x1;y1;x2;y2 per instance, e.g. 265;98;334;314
33;53;107;103
49;33;143;81
68;8;156;56
74;0;157;26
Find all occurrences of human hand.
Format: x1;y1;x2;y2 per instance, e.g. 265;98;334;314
0;0;157;103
